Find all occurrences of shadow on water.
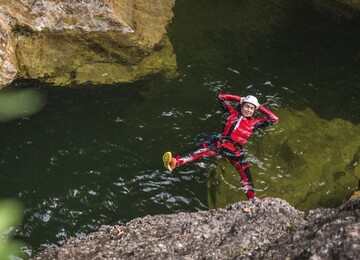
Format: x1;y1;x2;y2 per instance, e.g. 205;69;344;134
1;0;360;256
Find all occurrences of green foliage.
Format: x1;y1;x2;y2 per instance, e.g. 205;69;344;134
0;200;25;259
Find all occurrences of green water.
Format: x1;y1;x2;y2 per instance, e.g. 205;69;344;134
1;0;360;256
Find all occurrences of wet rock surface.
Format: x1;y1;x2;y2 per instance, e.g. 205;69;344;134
34;196;360;259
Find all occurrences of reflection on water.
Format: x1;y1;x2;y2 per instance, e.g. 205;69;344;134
0;0;360;256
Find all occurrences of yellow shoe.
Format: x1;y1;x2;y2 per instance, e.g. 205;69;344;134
163;151;176;171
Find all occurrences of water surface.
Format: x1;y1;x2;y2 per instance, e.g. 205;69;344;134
1;0;360;256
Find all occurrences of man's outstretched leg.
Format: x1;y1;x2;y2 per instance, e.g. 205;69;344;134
162;141;218;171
229;157;256;199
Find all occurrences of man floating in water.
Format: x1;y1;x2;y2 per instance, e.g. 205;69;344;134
163;93;279;200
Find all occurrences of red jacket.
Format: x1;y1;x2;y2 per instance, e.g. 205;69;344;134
217;93;278;146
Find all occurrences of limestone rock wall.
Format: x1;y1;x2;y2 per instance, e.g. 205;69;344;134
0;0;176;87
0;17;18;86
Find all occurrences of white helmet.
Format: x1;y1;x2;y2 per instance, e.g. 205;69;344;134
241;95;260;109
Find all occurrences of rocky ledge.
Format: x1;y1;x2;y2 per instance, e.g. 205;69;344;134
34;192;360;259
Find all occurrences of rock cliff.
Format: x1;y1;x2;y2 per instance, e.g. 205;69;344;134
34;195;360;259
0;0;176;87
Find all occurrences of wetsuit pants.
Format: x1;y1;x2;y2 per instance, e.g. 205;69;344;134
175;138;256;199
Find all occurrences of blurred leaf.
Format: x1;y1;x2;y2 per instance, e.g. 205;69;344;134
0;89;46;122
0;200;25;259
0;200;22;233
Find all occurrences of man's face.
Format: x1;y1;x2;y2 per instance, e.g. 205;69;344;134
241;102;256;117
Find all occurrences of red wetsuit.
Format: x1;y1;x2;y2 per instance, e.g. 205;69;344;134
174;93;278;199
